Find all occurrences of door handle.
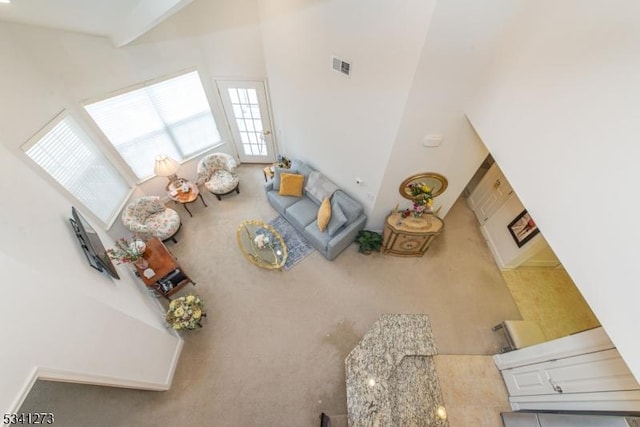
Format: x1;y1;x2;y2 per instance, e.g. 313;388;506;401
549;378;563;393
263;130;271;136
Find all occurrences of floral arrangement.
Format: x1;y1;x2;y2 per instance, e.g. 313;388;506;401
106;237;146;264
165;294;205;331
402;182;434;218
254;233;271;249
277;154;291;169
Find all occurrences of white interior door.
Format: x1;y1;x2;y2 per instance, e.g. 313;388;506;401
216;80;275;163
468;163;514;224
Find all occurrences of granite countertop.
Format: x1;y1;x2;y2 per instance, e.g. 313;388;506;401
345;314;448;427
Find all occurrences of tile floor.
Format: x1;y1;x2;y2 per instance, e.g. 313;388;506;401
434;355;511;427
501;267;600;341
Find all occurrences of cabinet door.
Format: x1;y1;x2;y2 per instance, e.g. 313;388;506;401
502;349;639;397
390;233;429;254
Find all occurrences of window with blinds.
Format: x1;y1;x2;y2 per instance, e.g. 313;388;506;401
22;115;131;224
84;70;221;180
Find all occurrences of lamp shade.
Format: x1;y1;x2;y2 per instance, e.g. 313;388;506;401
154;154;179;177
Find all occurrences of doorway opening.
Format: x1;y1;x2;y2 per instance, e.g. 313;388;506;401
464;155;601;343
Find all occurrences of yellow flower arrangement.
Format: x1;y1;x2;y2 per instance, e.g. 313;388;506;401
402;182;434;218
165;294;205;331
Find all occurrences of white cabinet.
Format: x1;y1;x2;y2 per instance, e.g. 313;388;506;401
502;412;638;427
502;349;639;397
495;327;640;411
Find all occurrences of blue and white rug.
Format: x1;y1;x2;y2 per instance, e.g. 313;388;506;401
268;216;315;271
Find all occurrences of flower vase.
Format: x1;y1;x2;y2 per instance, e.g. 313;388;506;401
130;239;146;254
134;257;149;269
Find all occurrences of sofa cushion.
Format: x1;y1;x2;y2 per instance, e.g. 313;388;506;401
273;167;297;191
304;221;332;253
317;198;331;232
291;160;315;181
327;200;348;236
285;198;319;230
305;171;339;205
279;173;305;197
266;190;299;214
332;190;363;223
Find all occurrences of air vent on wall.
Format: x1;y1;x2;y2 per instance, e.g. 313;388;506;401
332;56;351;77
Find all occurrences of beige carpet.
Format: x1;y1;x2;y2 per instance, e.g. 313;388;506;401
20;164;521;426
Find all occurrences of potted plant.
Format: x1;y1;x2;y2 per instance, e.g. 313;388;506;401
355;230;383;255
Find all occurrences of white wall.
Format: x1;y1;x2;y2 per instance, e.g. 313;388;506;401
0;143;182;415
467;0;640;380
0;0;266;412
257;0;437;219
257;0;524;229
481;193;548;269
371;0;525;227
1;0;266;227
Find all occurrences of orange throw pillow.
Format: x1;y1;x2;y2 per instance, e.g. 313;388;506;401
278;173;305;197
317;198;332;231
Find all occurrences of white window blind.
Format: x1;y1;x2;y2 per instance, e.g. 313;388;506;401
85;71;221;179
22;115;130;224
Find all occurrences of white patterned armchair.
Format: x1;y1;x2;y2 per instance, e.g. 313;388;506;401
196;152;240;200
122;196;181;243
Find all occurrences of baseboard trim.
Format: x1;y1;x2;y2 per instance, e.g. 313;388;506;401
480;225;507;269
6;338;184;415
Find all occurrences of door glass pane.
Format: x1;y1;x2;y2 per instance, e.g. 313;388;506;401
226;86;267;158
248;89;258;104
238;89;248;104
228;88;239;104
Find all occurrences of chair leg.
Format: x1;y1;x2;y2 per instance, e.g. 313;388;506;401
236;184;240;194
215;194;222;201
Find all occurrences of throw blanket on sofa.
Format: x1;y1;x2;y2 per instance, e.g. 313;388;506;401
305;171;339;203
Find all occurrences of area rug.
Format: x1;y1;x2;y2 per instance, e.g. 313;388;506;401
268;216;315;271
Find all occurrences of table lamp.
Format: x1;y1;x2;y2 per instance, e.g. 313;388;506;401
154;154;179;185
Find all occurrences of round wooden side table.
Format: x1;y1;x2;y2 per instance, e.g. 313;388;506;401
167;179;208;217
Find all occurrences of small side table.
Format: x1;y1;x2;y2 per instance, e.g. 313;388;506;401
263;165;275;182
262;163;291;182
167;179;207;217
382;212;444;257
135;237;196;300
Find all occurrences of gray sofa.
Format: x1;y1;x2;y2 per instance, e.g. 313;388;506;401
264;160;367;260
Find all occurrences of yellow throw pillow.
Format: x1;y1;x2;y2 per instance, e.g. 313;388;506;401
317;197;332;231
279;173;305;197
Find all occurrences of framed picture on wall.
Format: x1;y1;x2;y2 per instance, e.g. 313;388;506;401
507;209;540;248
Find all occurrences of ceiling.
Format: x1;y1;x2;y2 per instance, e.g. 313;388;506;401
0;0;193;46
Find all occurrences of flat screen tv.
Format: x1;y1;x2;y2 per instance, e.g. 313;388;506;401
69;206;120;280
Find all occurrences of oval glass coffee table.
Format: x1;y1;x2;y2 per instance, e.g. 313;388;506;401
236;220;288;270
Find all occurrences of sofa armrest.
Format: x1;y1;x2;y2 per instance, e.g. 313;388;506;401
326;214;367;260
264;180;274;194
